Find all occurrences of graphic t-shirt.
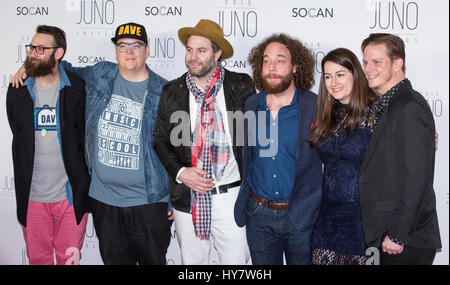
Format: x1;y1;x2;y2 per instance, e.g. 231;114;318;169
29;81;68;203
89;74;149;207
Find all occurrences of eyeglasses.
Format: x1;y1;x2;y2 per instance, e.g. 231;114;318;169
116;41;146;53
25;44;58;55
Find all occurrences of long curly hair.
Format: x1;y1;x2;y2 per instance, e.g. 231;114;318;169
248;33;315;91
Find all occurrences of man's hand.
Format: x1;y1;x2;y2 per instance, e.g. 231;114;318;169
178;167;214;194
11;65;27;88
435;132;439;150
382;235;404;255
168;211;174;221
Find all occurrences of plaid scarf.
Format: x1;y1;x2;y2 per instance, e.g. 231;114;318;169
187;65;229;240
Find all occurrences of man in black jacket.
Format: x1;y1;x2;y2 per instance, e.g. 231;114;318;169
359;33;441;264
154;19;255;264
6;25;90;265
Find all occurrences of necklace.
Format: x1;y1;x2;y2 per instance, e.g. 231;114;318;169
34;81;59;137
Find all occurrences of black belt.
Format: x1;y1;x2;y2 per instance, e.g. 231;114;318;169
210;180;241;195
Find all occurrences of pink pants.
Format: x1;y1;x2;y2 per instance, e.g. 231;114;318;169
22;200;88;265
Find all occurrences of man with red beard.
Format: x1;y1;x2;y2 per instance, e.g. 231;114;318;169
234;34;322;264
6;25;90;264
154;19;255;264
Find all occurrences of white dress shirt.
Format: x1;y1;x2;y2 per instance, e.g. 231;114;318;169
176;82;240;187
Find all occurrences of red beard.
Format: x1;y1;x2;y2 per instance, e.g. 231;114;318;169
262;72;294;93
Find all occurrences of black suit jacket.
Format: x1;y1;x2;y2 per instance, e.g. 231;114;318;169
154;69;255;213
6;71;91;226
359;80;441;249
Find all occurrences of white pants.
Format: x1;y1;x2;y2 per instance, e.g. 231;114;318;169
173;186;250;265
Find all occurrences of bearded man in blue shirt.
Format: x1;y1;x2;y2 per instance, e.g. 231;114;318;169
234;34;322;265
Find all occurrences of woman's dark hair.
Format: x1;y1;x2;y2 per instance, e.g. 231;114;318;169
307;48;378;148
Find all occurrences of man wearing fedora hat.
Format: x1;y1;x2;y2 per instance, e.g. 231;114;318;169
154;19;255;264
11;22;172;265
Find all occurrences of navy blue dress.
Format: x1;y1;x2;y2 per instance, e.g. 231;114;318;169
311;102;376;265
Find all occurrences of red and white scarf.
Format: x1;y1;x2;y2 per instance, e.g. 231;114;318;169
187;65;229;240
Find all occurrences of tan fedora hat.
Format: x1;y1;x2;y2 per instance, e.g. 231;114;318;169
178;19;234;59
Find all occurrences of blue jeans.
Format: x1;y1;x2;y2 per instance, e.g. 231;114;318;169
246;195;312;265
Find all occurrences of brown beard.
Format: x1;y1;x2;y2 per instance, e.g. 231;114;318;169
24;51;57;78
262;72;294;93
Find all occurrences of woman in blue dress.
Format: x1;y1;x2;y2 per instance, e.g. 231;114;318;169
308;48;379;265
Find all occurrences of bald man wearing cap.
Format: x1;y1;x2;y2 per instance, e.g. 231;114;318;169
154;19;255;265
11;22;172;265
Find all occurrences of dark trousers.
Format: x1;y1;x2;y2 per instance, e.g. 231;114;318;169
245;195;311;265
90;198;172;265
380;245;437;265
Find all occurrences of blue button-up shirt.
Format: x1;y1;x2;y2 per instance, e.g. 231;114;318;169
247;90;298;201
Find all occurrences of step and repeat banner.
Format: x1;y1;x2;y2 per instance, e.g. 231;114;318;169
0;0;448;265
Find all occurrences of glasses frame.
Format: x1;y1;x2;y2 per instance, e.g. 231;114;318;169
25;44;58;55
115;41;147;53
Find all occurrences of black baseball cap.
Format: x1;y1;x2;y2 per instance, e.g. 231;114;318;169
111;22;148;45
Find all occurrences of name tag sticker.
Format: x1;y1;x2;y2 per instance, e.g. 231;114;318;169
35;104;57;131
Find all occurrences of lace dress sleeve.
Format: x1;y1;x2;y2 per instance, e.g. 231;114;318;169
366;99;381;133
